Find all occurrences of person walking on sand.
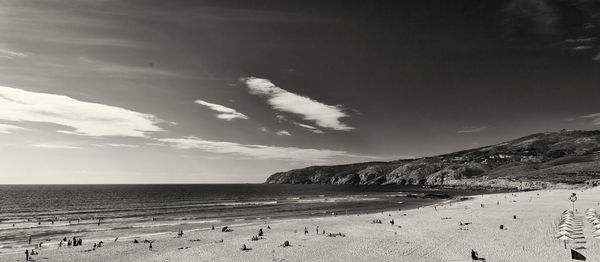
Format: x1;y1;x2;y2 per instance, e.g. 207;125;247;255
304;227;308;235
25;249;29;261
149;242;153;251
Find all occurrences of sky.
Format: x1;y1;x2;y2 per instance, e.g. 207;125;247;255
0;0;599;184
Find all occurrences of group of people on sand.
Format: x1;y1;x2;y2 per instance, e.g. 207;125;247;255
177;229;184;237
251;228;267;241
24;249;39;261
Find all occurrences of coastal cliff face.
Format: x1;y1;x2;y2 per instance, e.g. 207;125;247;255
265;130;600;190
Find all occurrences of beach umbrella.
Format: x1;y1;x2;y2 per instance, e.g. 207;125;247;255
558;235;573;241
557;230;572;236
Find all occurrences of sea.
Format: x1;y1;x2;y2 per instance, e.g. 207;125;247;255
0;184;479;255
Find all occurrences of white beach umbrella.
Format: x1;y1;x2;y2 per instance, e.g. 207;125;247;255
558;235;573;241
557;230;571;236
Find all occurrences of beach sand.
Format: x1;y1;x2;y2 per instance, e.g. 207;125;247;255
4;188;599;262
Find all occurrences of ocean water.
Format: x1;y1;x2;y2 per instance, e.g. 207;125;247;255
0;184;470;255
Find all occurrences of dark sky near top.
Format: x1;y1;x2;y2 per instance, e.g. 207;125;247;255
0;0;599;183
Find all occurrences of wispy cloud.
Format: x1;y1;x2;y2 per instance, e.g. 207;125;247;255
582;113;600;125
564;37;597;43
456;126;487;133
275;115;287;122
292;122;324;134
92;143;140;148
195;100;248;120
571;46;593;51
0;123;25;134
158;137;372;161
242;77;353;131
275;130;291;136
0;48;28;59
33;143;82;149
0;86;164;137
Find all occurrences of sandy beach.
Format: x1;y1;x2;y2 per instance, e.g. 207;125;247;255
2;187;598;261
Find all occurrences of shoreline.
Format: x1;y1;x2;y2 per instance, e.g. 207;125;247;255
0;191;462;257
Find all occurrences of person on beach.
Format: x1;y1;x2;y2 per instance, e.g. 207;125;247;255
28;236;31;244
59;241;62;248
73;237;77;246
25;249;29;261
258;228;263;236
212;225;215;230
149;242;153;251
316;226;319;234
304;227;308;235
68;240;72;246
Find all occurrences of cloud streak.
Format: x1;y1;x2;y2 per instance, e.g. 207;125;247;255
275;130;291;136
0;48;28;59
33;143;82;149
195;100;248;120
0;123;25;134
292;121;324;134
158;137;371;161
456;126;487;133
582;113;600;125
242;77;353;131
0;86;164;137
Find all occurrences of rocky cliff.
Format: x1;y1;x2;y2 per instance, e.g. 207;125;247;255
265;130;600;190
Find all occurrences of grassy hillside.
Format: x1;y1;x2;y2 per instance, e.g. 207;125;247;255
265;130;600;189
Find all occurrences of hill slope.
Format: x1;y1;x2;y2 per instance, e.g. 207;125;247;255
265;130;600;190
